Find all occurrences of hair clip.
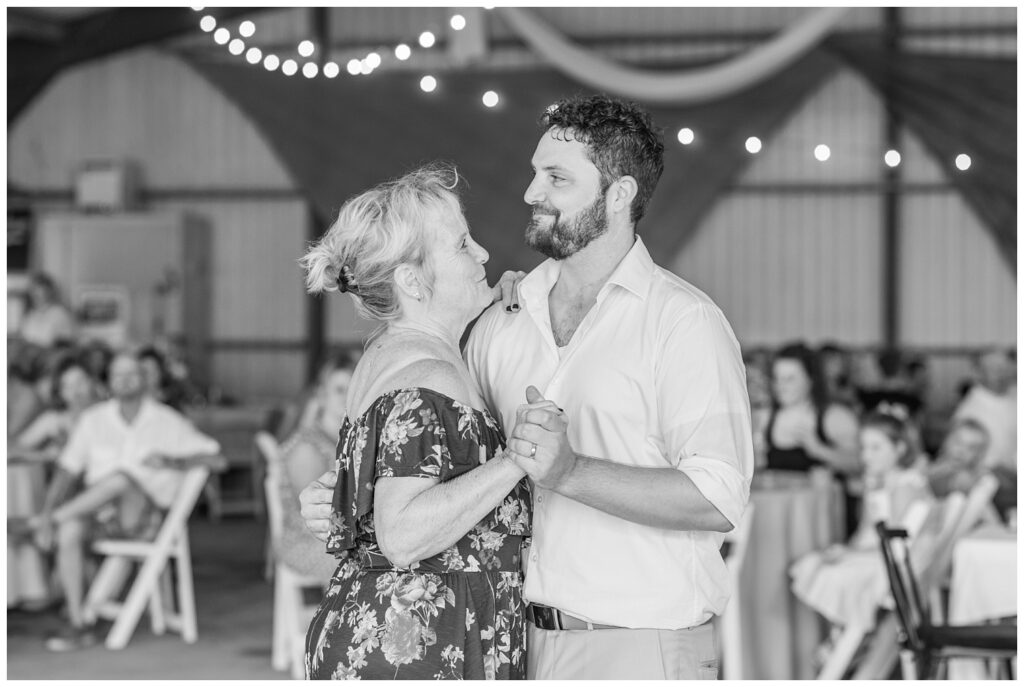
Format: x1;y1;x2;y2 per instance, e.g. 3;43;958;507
336;264;358;294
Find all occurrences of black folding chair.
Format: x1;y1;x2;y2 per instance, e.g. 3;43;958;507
875;521;1016;679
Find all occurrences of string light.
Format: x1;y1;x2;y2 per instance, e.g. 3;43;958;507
298;40;315;58
884;150;901;167
282;59;298;76
420;75;437;92
395;44;411;61
191;6;204;11
346;59;362;75
745;137;762;154
302;63;318;78
677;128;695;145
228;38;245;56
814;144;831;162
359;58;374;75
324;62;340;78
199;15;216;32
955;154;972;171
239;20;255;38
245;47;263;65
213;27;230;45
366;52;382;70
482;90;499;108
450;14;467;30
419;31;436;48
263;54;280;71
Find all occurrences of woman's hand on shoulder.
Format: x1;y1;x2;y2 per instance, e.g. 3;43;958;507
491;270;526;313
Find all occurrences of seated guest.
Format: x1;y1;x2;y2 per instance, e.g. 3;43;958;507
925;418;990;498
952;347;1016;472
7;342;50;439
79;339;114;398
856;348;923;418
138;345;187;411
790;409;934;629
274;353;355;583
10;356;100;462
28;352;223;652
16;272;77;348
819;341;860;409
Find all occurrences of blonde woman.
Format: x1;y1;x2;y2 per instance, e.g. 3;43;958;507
299;163;531;679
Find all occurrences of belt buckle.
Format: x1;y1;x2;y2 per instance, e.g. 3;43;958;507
530;604;562;631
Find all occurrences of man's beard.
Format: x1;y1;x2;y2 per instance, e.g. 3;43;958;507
525;193;608;260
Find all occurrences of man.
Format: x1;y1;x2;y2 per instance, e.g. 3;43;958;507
953;347;1016;471
30;352;223;651
302;95;753;679
925;418;990;498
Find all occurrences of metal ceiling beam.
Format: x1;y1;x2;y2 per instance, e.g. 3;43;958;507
8;7;266;125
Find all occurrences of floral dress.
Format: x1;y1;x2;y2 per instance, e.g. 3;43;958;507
305;388;532;680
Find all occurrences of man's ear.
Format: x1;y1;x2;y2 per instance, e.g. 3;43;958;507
609;176;638;215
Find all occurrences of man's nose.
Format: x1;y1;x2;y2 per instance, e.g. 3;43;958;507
523;177;544;205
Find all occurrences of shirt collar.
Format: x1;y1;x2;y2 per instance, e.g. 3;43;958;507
518;235;656;307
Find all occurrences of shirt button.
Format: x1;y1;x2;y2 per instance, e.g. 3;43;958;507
537;494;544;504
531;553;538;562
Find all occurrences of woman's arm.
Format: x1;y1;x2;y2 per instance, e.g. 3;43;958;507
371;359;527;568
800;404;862;474
374;455;525;567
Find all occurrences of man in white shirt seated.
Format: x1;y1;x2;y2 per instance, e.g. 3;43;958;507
953;347;1016;472
28;351;224;652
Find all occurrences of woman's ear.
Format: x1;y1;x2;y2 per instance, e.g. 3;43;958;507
393;264;423;301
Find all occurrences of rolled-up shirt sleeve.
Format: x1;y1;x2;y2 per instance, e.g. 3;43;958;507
657;302;754;528
165;411;221;457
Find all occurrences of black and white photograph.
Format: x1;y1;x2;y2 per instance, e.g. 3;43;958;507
6;4;1017;681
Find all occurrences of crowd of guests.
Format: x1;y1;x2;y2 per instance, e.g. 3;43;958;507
745;340;1017;660
7;272;225;651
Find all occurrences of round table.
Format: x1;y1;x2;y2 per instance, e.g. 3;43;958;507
739;469;846;679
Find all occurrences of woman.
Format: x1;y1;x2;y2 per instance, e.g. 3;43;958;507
275;352;357;583
10;356;100;462
299;163;531;679
18;272;77;348
764;342;860;475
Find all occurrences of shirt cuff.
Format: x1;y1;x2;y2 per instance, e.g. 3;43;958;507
678;456;749;528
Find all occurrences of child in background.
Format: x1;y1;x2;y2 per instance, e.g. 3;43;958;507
790;408;934;631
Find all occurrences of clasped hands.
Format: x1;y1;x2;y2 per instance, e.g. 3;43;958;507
504;386;576;491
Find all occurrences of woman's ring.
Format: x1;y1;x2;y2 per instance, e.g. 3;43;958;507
529;442;537;458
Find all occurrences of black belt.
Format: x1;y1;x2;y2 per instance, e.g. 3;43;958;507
526;604;621;631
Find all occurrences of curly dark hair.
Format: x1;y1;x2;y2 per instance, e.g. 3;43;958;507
540;94;665;225
772;341;831;414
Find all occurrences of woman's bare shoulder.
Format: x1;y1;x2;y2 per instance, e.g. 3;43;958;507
348;339;472;414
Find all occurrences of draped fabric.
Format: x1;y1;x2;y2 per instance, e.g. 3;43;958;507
185;54;836;274
828;37;1017;270
496;7;849;105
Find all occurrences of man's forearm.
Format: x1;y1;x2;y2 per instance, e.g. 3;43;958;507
555;455;732;532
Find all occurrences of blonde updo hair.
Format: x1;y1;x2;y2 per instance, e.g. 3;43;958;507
300;162;464;322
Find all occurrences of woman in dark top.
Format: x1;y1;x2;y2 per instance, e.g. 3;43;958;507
765;343;862;535
298;163;531;679
765;342;860;474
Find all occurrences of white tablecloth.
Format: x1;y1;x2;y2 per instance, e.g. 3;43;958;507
947;524;1017;680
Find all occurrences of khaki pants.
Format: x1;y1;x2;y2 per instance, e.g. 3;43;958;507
527;620;718;680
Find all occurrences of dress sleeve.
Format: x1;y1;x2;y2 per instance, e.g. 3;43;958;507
375;389;453;480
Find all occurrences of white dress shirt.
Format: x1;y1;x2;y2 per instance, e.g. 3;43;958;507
59;397;220;508
465;237;754;629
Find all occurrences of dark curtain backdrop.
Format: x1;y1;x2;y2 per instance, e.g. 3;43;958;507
185;42;1014;276
830;37;1017;270
185;53;836;276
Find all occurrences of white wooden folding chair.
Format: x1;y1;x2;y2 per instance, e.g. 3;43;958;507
82;465;211;650
716;503;755;680
255;431;323;680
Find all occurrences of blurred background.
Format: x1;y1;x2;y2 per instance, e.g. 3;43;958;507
6;5;1017;681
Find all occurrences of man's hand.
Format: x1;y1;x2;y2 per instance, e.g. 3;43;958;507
507;386;576;491
300;469;338;542
491;270;526;313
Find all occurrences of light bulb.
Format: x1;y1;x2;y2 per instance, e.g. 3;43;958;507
245;47;262;64
482;90;499;108
346;59;362;75
238;20;255;38
419;31;436;48
745;137;762;154
450;14;466;30
263;54;280;71
213;28;230;45
366;52;381;69
420;75;437;92
298;40;315;58
814;144;831;162
323;62;340;78
955;154;971;171
395;44;411;61
282;59;298;76
302;62;318;78
677;128;694;145
884;150;901;167
199;15;216;32
228;38;245;56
